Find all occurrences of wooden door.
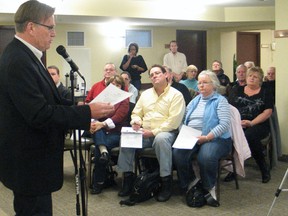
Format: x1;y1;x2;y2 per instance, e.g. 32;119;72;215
0;26;47;66
0;26;15;58
237;32;260;66
176;30;207;73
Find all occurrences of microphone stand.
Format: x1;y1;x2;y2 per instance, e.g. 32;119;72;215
70;70;87;216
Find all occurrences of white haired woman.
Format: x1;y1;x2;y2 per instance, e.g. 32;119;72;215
173;70;232;207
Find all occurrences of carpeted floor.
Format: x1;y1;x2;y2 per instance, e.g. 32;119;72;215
1;151;288;216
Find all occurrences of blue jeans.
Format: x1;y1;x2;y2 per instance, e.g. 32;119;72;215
92;130;120;183
117;131;177;177
173;137;232;191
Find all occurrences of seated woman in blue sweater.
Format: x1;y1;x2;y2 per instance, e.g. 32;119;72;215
173;70;232;207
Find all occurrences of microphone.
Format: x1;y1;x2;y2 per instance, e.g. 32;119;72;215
56;45;85;80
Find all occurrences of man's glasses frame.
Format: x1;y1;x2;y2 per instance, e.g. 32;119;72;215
33;22;55;31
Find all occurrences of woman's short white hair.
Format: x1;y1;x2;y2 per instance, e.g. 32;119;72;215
198;70;220;91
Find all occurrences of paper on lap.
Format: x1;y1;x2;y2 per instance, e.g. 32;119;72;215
173;125;202;149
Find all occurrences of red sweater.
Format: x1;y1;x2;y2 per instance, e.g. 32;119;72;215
85;79;129;132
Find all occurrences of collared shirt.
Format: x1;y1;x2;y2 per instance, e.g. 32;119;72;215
131;84;185;135
163;51;187;74
14;35;44;68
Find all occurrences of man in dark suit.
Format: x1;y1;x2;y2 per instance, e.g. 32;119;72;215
164;65;192;105
0;1;114;215
48;65;72;99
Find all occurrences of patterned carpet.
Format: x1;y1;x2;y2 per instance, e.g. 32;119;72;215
1;151;288;216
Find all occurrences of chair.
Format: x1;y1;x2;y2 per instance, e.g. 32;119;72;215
261;132;273;170
135;144;239;202
217;145;239;201
135;147;157;175
64;135;94;169
260;106;280;169
88;145;120;188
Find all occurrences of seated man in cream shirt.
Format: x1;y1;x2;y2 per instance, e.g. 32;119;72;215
117;64;185;202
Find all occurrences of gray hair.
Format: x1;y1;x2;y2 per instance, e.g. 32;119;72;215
236;64;247;74
14;0;55;33
198;70;220;91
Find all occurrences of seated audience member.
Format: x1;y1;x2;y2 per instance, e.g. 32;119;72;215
85;63;117;104
180;64;199;92
244;61;255;69
48;65;71;99
231;64;247;87
90;75;129;195
263;66;276;104
212;60;230;87
228;67;273;183
164;65;192;105
121;71;138;104
227;64;247;97
173;70;232;207
117;64;185;202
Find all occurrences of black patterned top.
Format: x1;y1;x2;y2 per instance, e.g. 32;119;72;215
228;86;273;123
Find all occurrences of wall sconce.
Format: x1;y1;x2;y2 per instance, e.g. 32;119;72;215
274;30;288;38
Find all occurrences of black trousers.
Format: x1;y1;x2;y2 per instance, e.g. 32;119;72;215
244;122;270;162
13;191;52;216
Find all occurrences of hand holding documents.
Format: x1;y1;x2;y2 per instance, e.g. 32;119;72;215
121;127;143;148
89;83;132;105
172;125;202;149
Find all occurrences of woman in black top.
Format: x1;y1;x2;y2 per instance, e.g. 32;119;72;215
120;42;147;90
228;67;273;183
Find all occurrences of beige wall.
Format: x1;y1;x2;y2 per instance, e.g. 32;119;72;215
47;24;276;86
275;0;288;154
1;2;286;153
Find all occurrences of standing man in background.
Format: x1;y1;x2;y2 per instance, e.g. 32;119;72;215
163;40;188;82
48;65;71;99
0;1;114;215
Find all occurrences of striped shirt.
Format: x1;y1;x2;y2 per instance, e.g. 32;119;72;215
187;93;230;137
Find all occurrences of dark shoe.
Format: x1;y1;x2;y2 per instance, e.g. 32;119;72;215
256;158;271;183
156;175;172;202
224;172;235;182
99;152;109;165
91;183;104;195
204;193;220;207
262;172;271;183
118;172;136;197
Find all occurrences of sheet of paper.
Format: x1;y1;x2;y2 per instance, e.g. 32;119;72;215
89;83;132;105
172;125;202;149
121;127;143;148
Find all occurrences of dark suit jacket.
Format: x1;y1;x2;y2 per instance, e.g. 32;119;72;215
0;38;91;196
171;81;192;106
58;82;72;100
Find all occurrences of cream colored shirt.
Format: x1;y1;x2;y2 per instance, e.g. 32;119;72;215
163;51;187;74
131;84;185;135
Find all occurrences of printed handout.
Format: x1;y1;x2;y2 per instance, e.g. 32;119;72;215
90;83;132;105
172;125;202;149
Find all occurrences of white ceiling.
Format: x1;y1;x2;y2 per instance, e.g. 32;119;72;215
0;0;275;28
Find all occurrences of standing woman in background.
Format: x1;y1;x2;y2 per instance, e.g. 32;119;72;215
120;42;148;90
